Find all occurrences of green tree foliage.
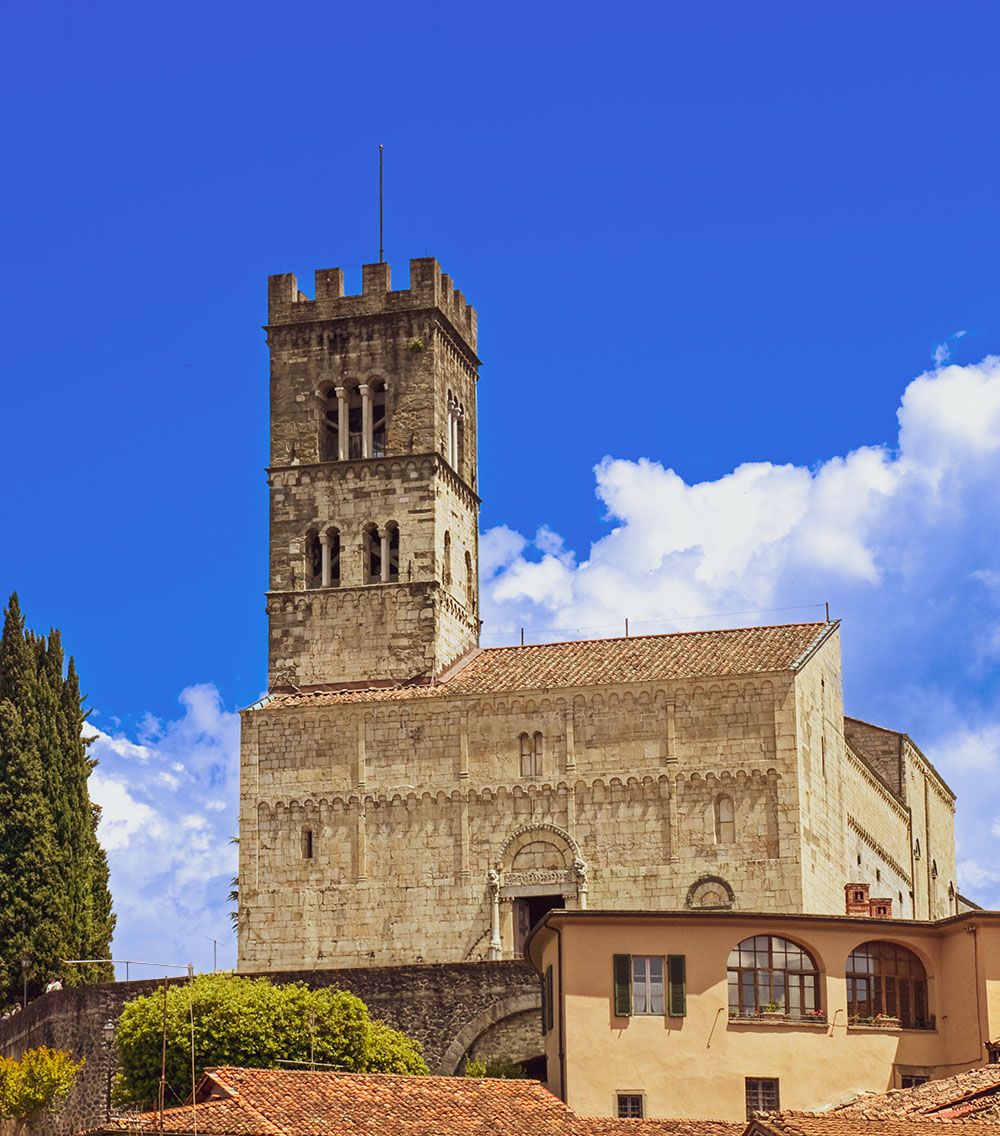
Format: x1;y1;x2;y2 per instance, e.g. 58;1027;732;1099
0;594;115;1006
0;1046;84;1132
113;974;428;1107
463;1056;527;1078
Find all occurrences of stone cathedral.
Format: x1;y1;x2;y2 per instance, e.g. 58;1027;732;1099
237;257;958;976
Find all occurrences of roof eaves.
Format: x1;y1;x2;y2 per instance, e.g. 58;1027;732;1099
789;620;840;673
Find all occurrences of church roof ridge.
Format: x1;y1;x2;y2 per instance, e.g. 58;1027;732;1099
252;620;834;711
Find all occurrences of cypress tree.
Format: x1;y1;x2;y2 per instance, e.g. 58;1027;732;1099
0;594;114;1007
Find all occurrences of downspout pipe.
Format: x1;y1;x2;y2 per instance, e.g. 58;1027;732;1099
554;921;566;1104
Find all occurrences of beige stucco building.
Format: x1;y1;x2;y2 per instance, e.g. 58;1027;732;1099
526;907;1000;1121
237;256;959;978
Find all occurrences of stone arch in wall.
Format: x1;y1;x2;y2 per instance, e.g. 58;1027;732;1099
489;824;587;960
685;874;736;909
438;992;542;1075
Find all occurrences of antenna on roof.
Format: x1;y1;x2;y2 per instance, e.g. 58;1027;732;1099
379;144;384;264
825;602;830;622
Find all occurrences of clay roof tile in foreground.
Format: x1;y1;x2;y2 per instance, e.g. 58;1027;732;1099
93;1066;582;1136
830;1067;1000;1120
255;621;832;710
575;1120;745;1135
749;1114;1000;1136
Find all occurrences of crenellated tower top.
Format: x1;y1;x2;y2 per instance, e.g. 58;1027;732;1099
267;257;477;355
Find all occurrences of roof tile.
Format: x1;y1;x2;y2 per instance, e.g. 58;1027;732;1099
258;622;831;710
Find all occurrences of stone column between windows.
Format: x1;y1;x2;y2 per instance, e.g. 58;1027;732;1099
320;531;332;587
360;383;372;459
379;532;390;583
335;387;348;460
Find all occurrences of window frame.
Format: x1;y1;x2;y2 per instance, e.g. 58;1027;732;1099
846;940;930;1028
745;1078;780;1119
616;1094;644;1119
613;953;685;1018
727;935;821;1020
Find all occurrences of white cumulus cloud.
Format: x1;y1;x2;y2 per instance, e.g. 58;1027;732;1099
88;683;240;976
481;354;1000;907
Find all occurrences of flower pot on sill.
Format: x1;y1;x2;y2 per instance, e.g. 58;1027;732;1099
874;1016;901;1029
759;1012;785;1022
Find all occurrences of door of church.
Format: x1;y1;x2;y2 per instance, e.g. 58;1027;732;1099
514;895;564;957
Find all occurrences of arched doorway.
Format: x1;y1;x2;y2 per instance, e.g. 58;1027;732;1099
488;824;587;959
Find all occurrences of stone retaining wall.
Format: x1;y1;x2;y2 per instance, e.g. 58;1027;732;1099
0;960;538;1136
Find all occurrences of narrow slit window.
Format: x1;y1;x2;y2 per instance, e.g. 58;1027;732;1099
715;794;735;844
302;828;314;859
442;531;452;586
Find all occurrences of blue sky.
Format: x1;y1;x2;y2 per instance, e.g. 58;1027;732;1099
2;0;999;976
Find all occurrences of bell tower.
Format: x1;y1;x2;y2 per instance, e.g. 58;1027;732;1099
264;258;480;689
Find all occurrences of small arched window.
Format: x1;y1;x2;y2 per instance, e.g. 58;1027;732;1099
347;386;364;459
519;732;543;778
372;380;387;457
322;386;340;461
715;795;735;844
847;941;929;1027
320;527;341;587
364;524;381;584
442;531;452;586
728;936;820;1019
457;400;466;470
465;551;475;612
304;530;322;589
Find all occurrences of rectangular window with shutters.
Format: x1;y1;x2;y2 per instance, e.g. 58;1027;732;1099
613;954;686;1018
667;954;686;1017
540;965;554;1034
745;1078;780;1119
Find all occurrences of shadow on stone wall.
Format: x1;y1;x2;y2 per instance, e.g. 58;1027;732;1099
0;960;539;1136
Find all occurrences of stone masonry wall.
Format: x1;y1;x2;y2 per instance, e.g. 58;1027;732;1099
0;961;537;1136
238;668;814;972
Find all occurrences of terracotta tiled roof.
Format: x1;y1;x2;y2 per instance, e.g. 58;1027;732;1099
95;1066;581;1136
255;622;832;710
576;1120;744;1135
749;1114;1000;1136
831;1067;1000;1119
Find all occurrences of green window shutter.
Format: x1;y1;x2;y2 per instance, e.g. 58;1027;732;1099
545;964;554;1033
613;954;632;1017
667;954;686;1017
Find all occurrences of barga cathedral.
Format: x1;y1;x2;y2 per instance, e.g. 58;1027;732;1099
236;257;958;976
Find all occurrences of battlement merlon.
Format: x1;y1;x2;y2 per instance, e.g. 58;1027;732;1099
267;257;478;351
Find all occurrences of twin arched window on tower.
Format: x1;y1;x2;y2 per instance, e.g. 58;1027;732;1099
303;523;398;588
365;523;399;584
305;527;341;588
446;390;465;471
322;380;387;461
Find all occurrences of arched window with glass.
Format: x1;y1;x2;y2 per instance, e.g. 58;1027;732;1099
728;935;821;1020
846;941;929;1027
